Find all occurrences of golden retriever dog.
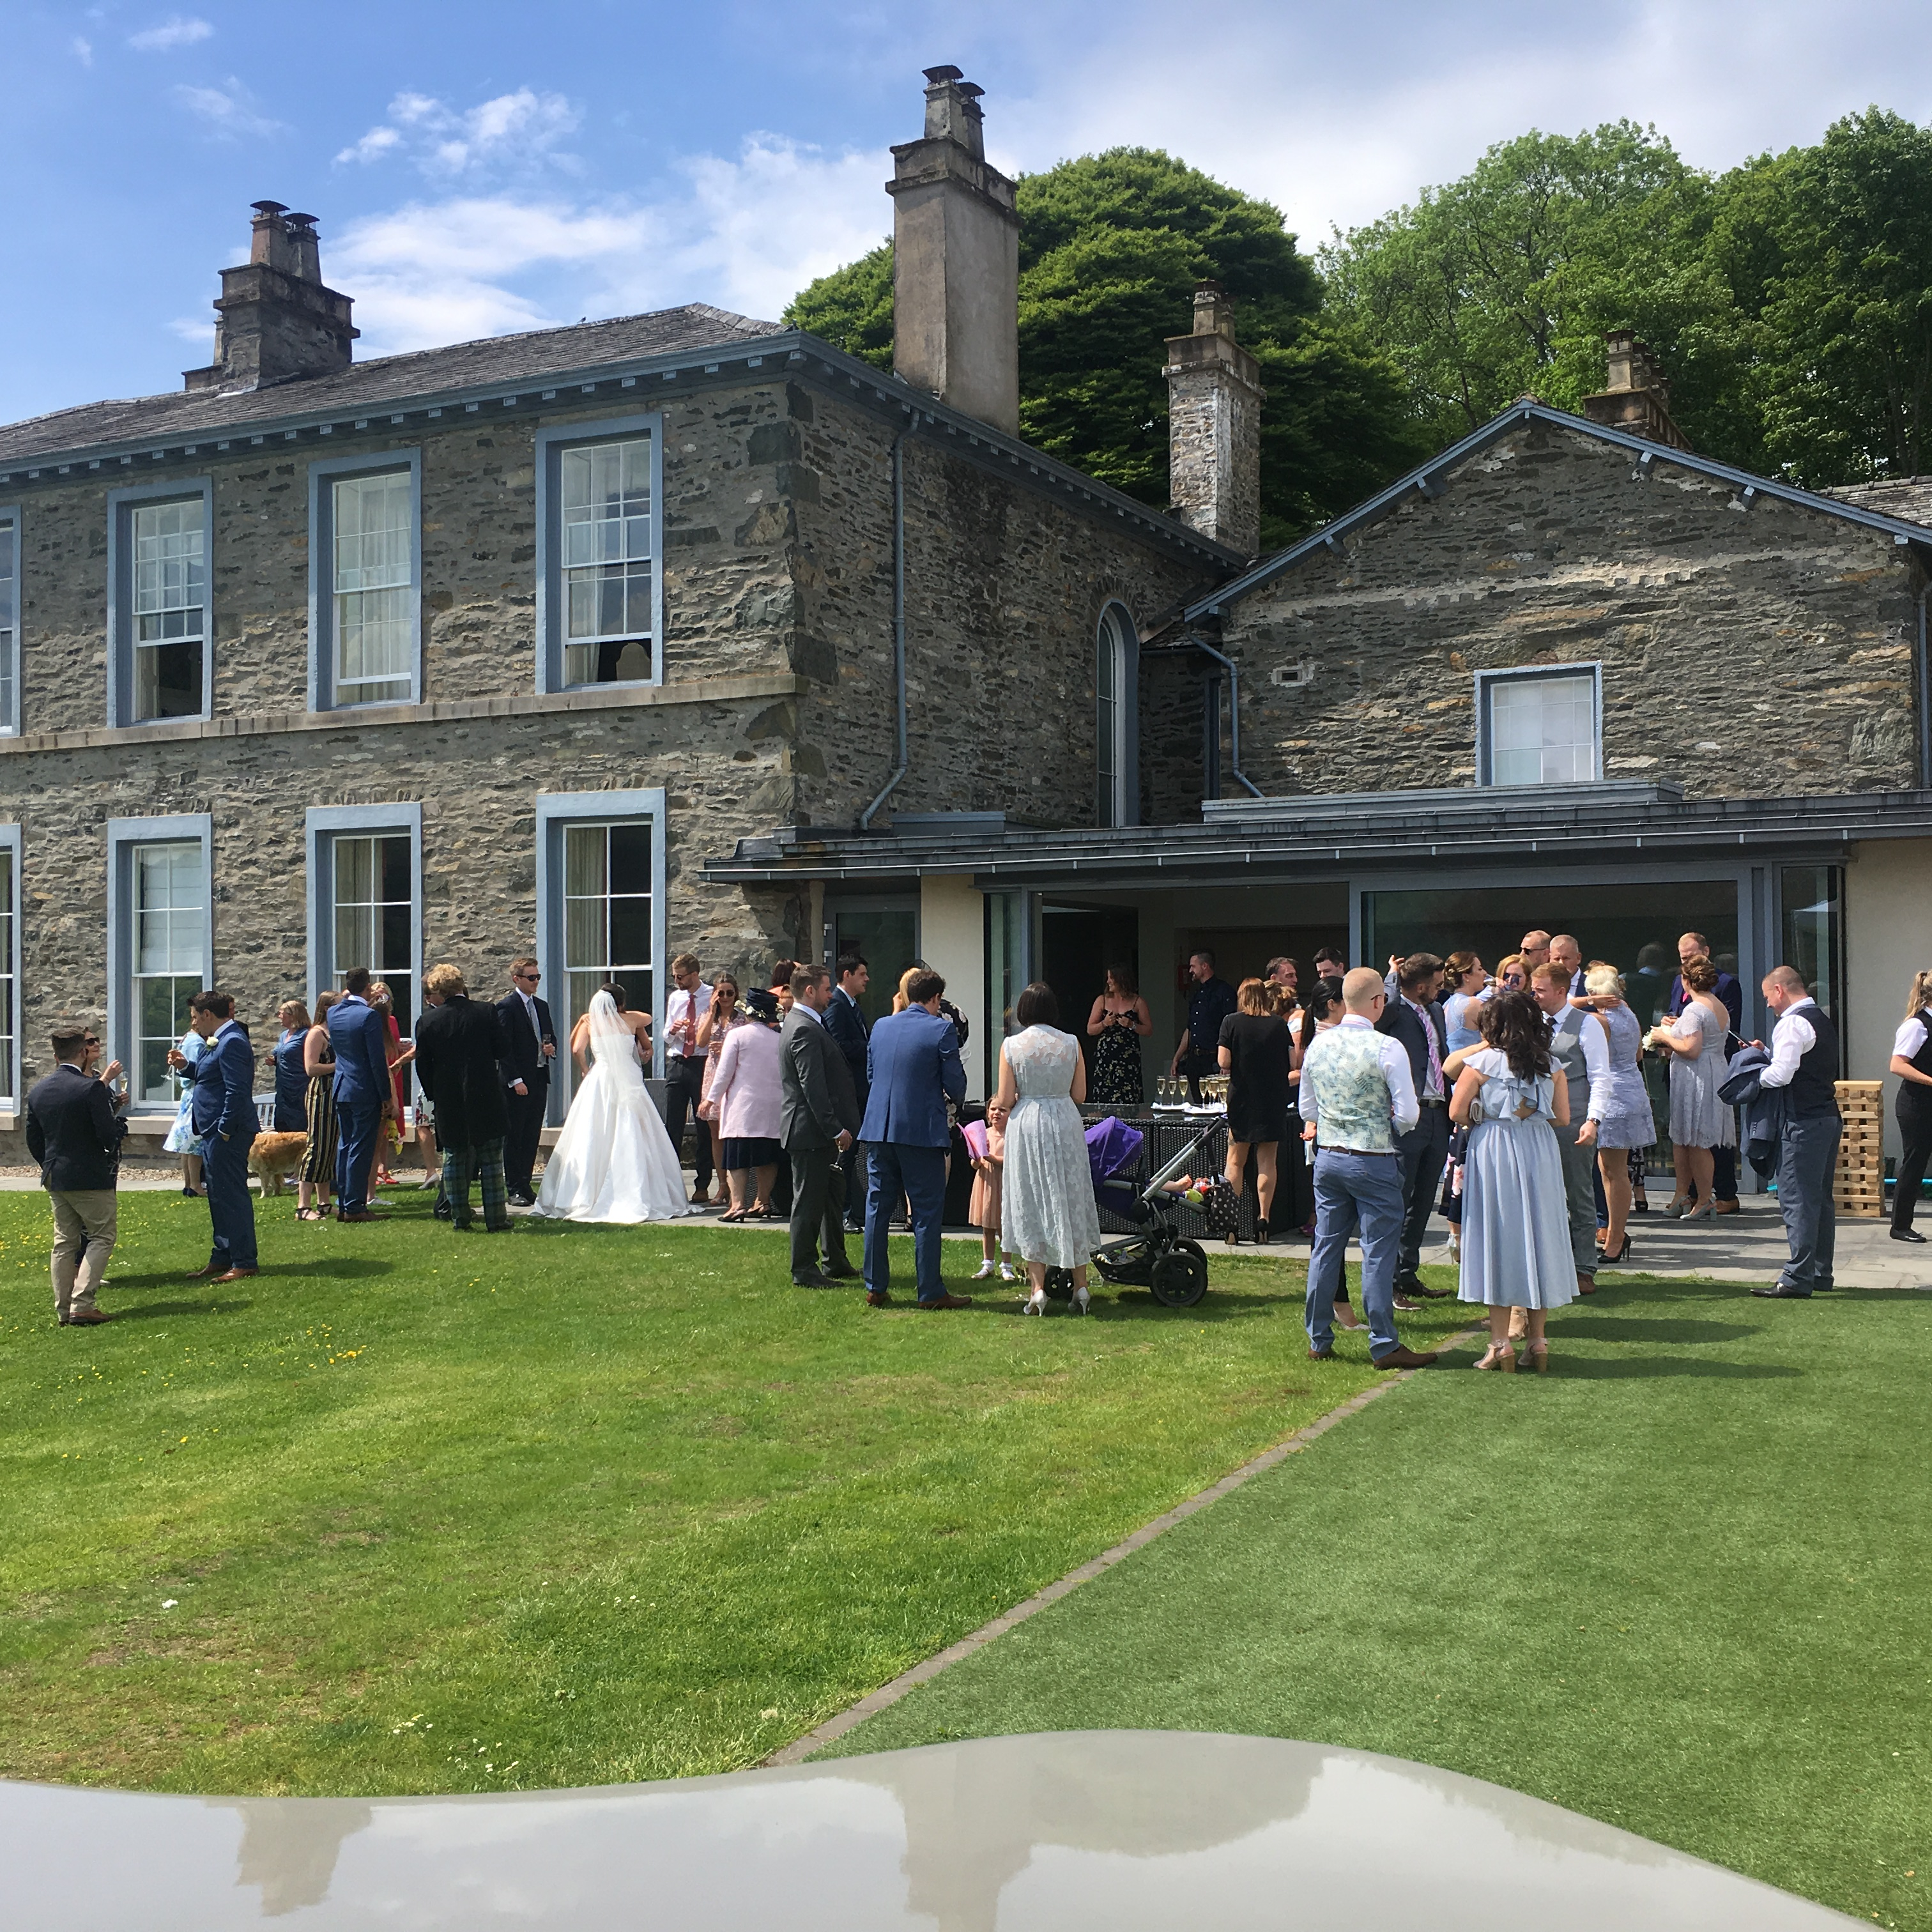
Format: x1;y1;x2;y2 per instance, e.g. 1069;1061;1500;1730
249;1131;309;1196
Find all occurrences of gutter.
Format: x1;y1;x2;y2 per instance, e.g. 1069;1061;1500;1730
860;410;922;829
1186;631;1264;800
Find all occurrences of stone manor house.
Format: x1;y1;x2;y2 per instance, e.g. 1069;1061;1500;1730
1;68;1929;1169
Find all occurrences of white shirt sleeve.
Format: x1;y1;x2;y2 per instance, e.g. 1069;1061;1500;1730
1582;1015;1616;1121
1298;1045;1322;1130
1894;1017;1929;1060
1379;1034;1420;1135
1759;1008;1816;1089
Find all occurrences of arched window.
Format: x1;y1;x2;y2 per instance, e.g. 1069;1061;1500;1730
1095;604;1138;828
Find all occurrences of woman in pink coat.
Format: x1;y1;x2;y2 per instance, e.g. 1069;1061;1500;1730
706;986;785;1220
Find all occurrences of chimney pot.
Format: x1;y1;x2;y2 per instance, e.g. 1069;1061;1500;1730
1582;329;1690;452
185;200;356;394
250;199;289;215
888;67;1020;434
1163;284;1264;556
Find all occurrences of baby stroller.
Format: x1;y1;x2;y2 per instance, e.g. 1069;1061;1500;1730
1041;1116;1213;1308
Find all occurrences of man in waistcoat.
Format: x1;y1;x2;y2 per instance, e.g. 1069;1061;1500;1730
1298;968;1439;1369
1533;962;1598;1298
1751;965;1842;1298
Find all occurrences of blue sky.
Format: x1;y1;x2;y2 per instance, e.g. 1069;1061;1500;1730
3;0;1928;425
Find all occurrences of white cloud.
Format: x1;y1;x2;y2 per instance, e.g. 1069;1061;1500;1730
174;78;284;139
334;87;580;175
128;14;213;52
328;135;887;358
72;35;93;65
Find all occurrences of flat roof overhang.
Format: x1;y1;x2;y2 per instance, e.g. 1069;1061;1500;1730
700;785;1932;891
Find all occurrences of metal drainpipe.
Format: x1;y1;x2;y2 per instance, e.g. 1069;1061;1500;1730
1919;584;1931;791
1187;631;1265;799
859;412;921;830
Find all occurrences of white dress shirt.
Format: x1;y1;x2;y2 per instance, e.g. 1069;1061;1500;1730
663;982;709;1060
792;1001;823;1027
1297;1014;1421;1142
1759;999;1819;1089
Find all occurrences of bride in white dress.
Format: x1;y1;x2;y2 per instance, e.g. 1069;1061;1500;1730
533;986;698;1223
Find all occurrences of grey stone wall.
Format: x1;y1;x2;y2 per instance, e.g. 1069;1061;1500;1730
1215;420;1927;798
0;365;1219;1151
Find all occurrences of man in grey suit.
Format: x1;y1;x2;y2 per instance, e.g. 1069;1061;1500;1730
780;964;862;1286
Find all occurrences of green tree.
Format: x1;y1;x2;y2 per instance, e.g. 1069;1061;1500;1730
1318;123;1751;459
785;148;1428;548
1710;109;1932;483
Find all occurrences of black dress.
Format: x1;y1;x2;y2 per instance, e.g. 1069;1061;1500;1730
1218;1013;1292;1144
1088;1007;1145;1105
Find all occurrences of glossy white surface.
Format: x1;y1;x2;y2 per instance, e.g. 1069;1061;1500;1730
2;1729;1860;1929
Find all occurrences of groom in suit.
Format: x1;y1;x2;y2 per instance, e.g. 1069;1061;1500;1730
496;956;556;1206
780;964;862;1286
170;990;259;1280
859;968;968;1310
328;966;392;1222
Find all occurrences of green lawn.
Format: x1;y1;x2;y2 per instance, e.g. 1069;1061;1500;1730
0;1188;1468;1797
818;1275;1932;1932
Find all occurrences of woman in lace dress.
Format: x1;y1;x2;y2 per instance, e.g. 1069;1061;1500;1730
1647;954;1736;1221
1450;990;1575;1372
1574;964;1654;1264
996;981;1103;1315
533;985;697;1223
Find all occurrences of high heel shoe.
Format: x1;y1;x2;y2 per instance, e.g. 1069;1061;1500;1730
1600;1234;1634;1263
1526;1340;1551;1374
1022;1289;1047;1316
1662;1197;1690;1218
1070;1284;1091;1316
1333;1300;1365;1330
1473;1340;1517;1372
1683;1200;1715;1222
1253;1219;1270;1246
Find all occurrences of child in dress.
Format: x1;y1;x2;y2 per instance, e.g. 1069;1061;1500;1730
967;1101;1018;1281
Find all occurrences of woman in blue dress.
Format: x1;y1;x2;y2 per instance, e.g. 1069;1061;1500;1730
162;1025;208;1195
271;999;311;1133
1441;951;1489;1051
1449;988;1575;1373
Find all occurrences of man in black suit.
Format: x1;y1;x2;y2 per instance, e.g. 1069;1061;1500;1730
824;953;871;1233
780;964;863;1285
495;955;556;1206
417;963;514;1232
26;1020;130;1325
1377;951;1453;1301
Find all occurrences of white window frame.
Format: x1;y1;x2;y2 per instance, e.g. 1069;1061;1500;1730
535;788;666;1116
1094;602;1139;828
0;822;19;1107
305;803;424;1027
105;813;213;1118
534;414;664;694
106;479;215;728
1475;661;1604;788
0;505;19;737
307;450;423;712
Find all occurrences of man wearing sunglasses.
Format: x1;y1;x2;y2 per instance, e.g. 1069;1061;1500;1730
496;957;556;1207
27;1021;130;1324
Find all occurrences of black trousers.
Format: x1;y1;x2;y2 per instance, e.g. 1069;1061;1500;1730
789;1143;851;1278
1393;1103;1451;1282
1896;1087;1932;1232
503;1078;548;1197
839;1139;866;1229
663;1055;712;1191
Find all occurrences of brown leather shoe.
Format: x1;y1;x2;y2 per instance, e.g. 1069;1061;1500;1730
1393;1295;1422;1312
65;1308;115;1325
1308;1345;1335;1360
1713;1199;1741;1215
337;1210;378;1223
187;1264;223;1278
916;1293;972;1310
865;1289;892;1307
1372;1344;1440;1370
213;1268;257;1282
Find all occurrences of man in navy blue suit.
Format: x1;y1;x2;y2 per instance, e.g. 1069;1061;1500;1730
329;965;393;1222
824;953;871;1234
858;967;968;1309
169;990;259;1281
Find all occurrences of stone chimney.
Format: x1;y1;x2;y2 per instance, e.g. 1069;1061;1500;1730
1163;281;1264;556
1581;330;1690;450
182;201;358;394
886;66;1020;435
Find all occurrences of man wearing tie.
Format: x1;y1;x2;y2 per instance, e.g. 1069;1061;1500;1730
171;990;259;1280
661;953;714;1206
496;956;556;1206
824;953;871;1234
1376;951;1453;1301
328;967;393;1221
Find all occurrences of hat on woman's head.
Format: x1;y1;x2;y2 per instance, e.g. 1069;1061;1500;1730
744;988;781;1023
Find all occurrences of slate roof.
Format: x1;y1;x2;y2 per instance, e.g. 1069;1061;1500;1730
0;303;783;465
1184;400;1932;622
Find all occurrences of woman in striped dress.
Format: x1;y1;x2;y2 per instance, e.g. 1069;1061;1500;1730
298;990;341;1222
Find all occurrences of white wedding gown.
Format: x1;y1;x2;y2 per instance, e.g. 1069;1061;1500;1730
532;992;698;1223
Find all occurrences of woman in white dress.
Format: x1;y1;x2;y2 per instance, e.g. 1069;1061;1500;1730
995;981;1103;1315
1646;954;1736;1222
533;985;698;1223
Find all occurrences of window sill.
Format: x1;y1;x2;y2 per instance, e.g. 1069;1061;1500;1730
0;671;802;755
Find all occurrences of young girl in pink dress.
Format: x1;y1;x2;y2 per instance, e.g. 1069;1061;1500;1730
967;1100;1018;1282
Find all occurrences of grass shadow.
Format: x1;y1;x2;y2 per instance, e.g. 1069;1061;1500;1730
110;1298;256;1320
1550;1354;1802;1380
1554;1316;1763;1344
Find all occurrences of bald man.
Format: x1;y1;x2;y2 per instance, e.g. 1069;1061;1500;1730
1296;967;1439;1369
1519;931;1552;974
1751;966;1841;1298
